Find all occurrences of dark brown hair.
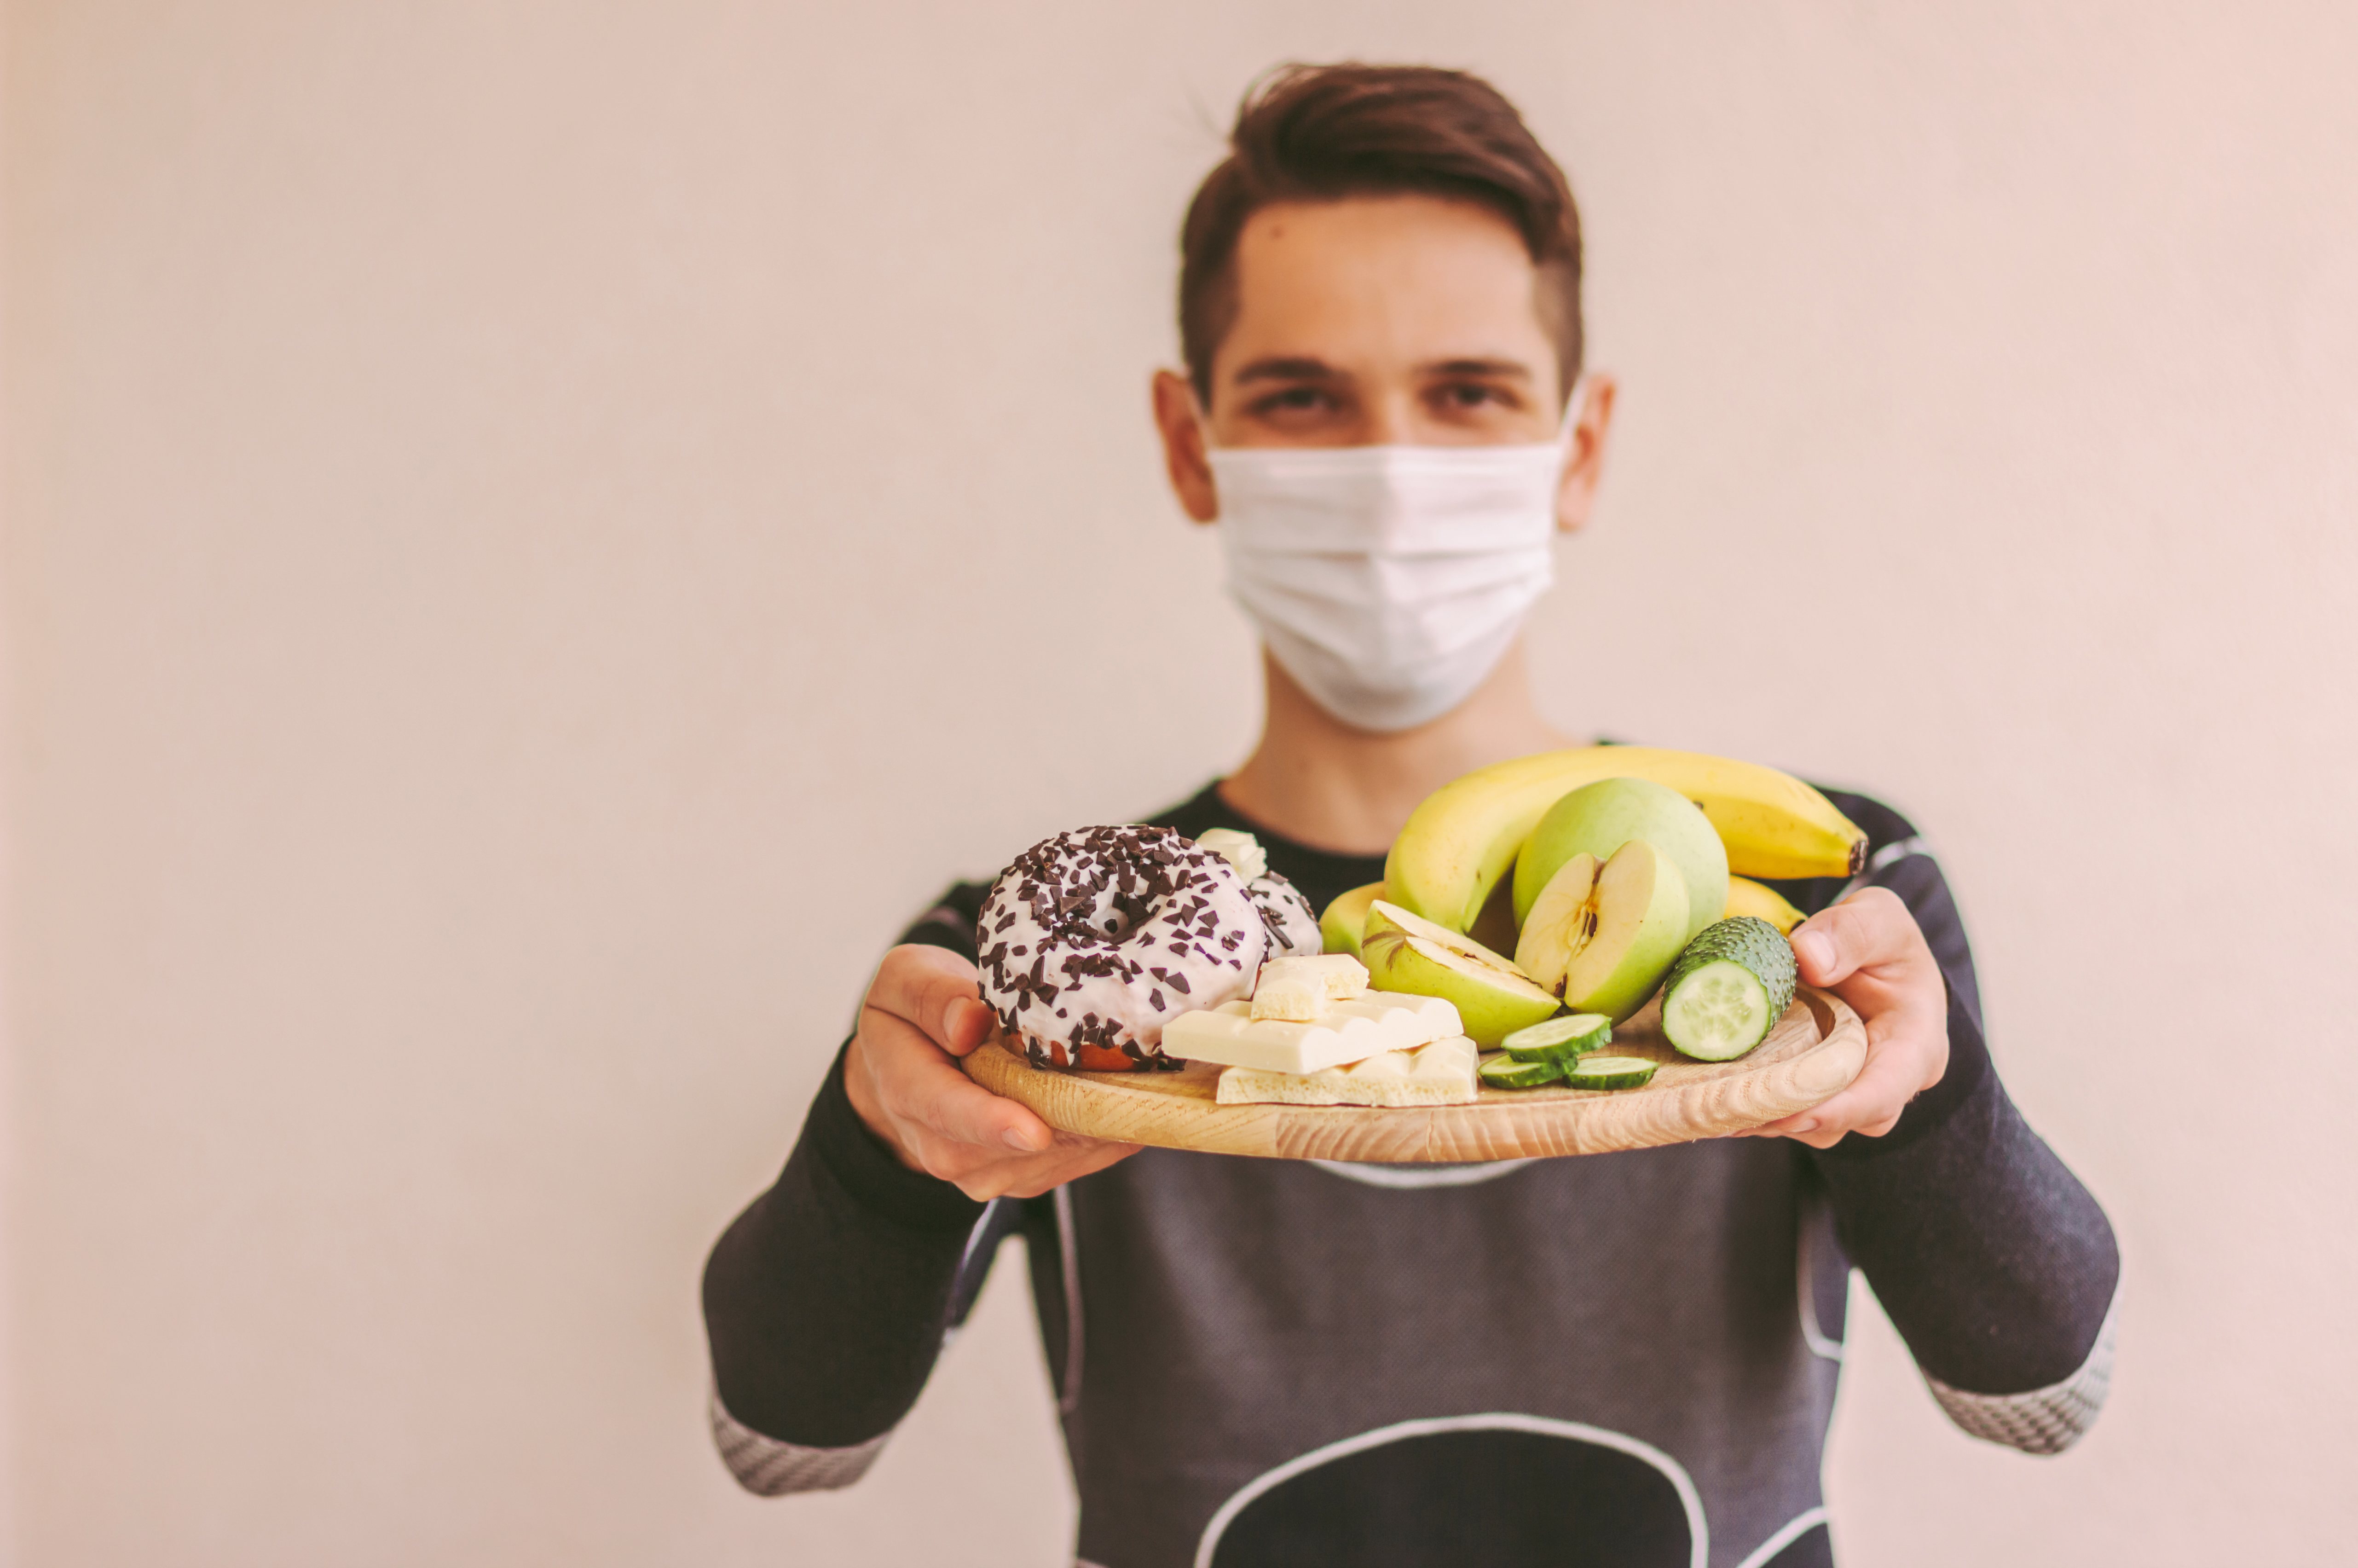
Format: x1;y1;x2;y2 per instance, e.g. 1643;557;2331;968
1179;63;1585;404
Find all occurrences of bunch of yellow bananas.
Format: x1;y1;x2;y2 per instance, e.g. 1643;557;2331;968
1334;746;1864;940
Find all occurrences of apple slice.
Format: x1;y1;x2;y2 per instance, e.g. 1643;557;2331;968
1361;899;1560;1048
1514;840;1690;1023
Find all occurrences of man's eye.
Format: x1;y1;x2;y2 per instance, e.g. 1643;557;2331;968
1254;386;1334;415
1437;383;1507;409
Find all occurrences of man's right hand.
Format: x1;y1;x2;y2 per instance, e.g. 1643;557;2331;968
844;944;1143;1202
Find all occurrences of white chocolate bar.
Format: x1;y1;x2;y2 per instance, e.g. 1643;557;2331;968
1161;991;1461;1074
1193;827;1268;882
1248;953;1370;1022
1216;1036;1480;1107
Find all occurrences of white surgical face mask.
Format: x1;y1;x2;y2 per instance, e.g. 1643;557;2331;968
1207;382;1581;732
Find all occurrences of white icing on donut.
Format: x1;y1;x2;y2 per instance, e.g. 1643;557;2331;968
1244;874;1322;958
1191;827;1321;960
974;825;1267;1071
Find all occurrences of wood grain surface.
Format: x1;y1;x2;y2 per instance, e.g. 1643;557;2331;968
963;987;1865;1163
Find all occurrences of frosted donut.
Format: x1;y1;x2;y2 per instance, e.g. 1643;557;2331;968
1196;828;1322;958
1248;877;1321;957
976;824;1267;1071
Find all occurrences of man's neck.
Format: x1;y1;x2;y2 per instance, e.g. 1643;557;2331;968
1219;645;1576;856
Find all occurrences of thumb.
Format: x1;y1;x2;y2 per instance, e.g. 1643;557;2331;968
1790;905;1864;987
936;995;999;1058
1789;886;1912;987
1789;923;1843;987
868;944;988;1050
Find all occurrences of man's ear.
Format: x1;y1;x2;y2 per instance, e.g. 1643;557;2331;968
1152;369;1220;524
1554;372;1618;533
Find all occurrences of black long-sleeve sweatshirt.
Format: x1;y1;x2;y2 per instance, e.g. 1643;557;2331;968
702;782;2120;1568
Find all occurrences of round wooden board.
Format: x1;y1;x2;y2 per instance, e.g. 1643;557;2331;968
964;987;1865;1163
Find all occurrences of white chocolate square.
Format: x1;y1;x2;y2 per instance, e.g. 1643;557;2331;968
1246;953;1369;1022
1161;990;1462;1074
1215;1035;1480;1106
1249;968;1329;1023
1283;953;1370;998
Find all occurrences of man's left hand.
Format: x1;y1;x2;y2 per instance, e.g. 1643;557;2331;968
1739;886;1950;1149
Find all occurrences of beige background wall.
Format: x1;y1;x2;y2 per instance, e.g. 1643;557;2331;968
6;2;2355;1563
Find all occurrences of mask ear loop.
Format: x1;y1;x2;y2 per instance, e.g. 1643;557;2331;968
1533;369;1590;490
1184;384;1228;521
1556;370;1590;444
1186;384;1220;453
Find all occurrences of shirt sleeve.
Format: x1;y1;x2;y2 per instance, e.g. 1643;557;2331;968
699;885;1018;1494
1777;793;2123;1454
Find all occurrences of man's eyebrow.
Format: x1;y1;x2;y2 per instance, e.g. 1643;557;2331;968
1421;357;1534;380
1231;357;1345;385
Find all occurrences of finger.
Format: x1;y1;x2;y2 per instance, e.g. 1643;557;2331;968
887;1028;1058;1153
1020;1137;1144;1193
866;944;986;1050
1753;1036;1929;1147
964;1139;1144;1203
1789;887;1917;989
861;1002;1054;1153
923;1125;1140;1200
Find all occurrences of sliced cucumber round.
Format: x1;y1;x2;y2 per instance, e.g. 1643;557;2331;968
1501;1013;1612;1064
1478;1051;1563;1090
1565;1055;1657;1090
1661;959;1775;1061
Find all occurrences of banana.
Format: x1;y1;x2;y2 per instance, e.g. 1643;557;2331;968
1383;746;1867;933
1724;876;1808;935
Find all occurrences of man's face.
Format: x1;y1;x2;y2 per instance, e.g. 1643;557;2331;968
1209;195;1563;447
1153;193;1612;525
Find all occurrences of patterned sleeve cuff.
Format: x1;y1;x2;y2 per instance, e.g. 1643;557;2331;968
1923;1278;2121;1455
710;1387;890;1495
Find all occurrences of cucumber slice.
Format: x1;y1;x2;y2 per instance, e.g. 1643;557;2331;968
1660;917;1798;1062
1565;1055;1657;1090
1501;1013;1612;1064
1661;961;1773;1061
1478;1051;1563;1090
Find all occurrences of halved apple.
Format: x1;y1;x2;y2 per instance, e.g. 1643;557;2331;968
1514;840;1690;1023
1512;776;1729;945
1361;899;1560;1047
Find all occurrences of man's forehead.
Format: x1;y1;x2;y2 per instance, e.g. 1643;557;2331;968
1220;196;1554;377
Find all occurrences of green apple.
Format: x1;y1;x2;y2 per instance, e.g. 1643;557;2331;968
1514;840;1691;1023
1361;899;1560;1048
1319;882;1387;957
1513;776;1729;945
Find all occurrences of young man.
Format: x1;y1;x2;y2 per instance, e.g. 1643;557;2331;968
703;65;2118;1568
